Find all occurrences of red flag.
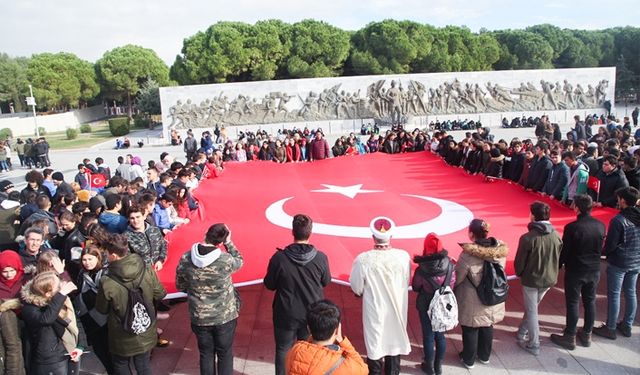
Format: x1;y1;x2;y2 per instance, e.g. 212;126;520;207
159;152;617;295
587;176;600;193
90;173;106;188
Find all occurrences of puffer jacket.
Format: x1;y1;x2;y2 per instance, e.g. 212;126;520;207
125;223;167;267
454;238;508;328
285;337;369;375
21;282;86;365
95;253;166;357
514;221;562;288
176;241;243;326
412;251;457;311
604;207;640;271
0;298;25;375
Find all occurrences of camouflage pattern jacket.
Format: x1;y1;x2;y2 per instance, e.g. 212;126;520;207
176;240;243;326
125;223;167;267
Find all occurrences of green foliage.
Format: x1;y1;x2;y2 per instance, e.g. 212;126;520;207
66;128;78;140
133;115;150;128
108;117;130;136
136;79;161;115
0;53;29;112
492;30;554;70
96;45;170;102
286;20;350;78
79;124;92;133
0;128;12;140
37;127;46;136
26;52;99;111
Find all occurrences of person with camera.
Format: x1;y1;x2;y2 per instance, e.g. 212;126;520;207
176;223;243;375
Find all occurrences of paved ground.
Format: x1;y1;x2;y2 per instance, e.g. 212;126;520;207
6;122;639;374
79;262;640;374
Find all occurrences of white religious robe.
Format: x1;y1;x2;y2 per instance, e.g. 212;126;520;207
349;248;411;360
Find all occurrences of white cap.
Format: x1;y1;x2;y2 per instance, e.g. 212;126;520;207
370;216;395;242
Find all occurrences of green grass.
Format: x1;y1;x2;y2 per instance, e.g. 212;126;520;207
46;121;115;149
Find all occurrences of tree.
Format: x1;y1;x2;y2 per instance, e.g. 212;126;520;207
26;52;99;111
616;54;637;102
0;53;29;113
493;30;554;70
246;20;292;80
96;44;170;118
136;79;161;115
286;20;350;78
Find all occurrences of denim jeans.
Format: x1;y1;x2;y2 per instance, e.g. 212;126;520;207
606;264;640;329
112;351;152;375
274;323;309;375
418;304;446;363
518;286;549;347
564;271;599;335
191;319;237;375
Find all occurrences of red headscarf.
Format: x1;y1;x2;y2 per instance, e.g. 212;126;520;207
0;250;24;288
423;232;443;256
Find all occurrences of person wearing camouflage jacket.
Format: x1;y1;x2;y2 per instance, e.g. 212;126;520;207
125;206;167;270
176;223;243;375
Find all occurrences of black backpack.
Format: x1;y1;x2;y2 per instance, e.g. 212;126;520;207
468;260;509;306
107;267;155;335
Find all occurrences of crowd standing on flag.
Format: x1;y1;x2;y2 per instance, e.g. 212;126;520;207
0;110;636;374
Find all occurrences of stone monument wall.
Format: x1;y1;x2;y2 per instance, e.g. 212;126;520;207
160;67;615;139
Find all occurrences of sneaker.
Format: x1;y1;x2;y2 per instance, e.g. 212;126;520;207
593;324;617;340
616;323;632;338
458;352;474;369
518;340;540;356
420;362;434;375
478;357;490;364
156;337;170;348
577;330;592;347
516;329;529;343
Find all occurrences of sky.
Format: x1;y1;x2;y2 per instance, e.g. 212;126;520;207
3;0;639;66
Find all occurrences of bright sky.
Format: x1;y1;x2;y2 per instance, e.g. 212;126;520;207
4;0;639;65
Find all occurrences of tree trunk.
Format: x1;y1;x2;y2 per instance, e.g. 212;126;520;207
127;91;133;119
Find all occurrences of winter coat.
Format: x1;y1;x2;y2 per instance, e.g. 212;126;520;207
19;184;51;205
73;267;108;335
603;207;640;271
125;223;167;267
542;162;570;199
515;221;562;288
19;208;58;235
526;155;552;192
454;238;508;327
562;163;589;202
21;284;86;366
508;153;525;182
518;157;533;186
0;199;19;246
95;253;166;357
596;168;629;208
412;251;457;311
176;241;243;326
0;298;25;375
285;337;369;375
53;181;74;202
582;156;600;177
560;213;606;274
310;138;330;161
263;243;331;329
624;168;640;190
98;212;128;234
485;155;505;178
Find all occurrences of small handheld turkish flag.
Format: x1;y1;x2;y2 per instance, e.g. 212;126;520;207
90;173;106;188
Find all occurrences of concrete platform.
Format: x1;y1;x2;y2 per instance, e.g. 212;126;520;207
80;262;640;374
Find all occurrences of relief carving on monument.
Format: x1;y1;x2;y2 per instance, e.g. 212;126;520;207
167;78;610;129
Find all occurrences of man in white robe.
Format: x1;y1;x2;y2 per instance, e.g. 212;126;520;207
350;216;411;375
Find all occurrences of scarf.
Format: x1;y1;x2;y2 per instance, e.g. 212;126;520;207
0;250;24;289
58;296;79;354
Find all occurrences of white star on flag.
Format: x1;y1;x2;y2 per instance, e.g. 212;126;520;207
311;184;383;199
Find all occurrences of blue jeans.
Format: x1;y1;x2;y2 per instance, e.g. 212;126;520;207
606;264;640;329
192;319;237;375
418;304;446;363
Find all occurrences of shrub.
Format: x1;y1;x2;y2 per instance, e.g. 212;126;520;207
37;127;46;136
79;124;92;133
108;117;130;136
0;128;12;140
133;116;150;129
66;128;78;140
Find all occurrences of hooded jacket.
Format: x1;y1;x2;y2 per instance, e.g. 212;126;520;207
21;283;86;366
95;253;166;357
0;298;25;375
543;161;570;199
125;223;167;267
285;337;369;375
176;241;243;326
624;167;640;190
454;238;508;327
603;206;640;270
515;221;563;288
264;243;331;329
596;168;630;208
562;162;589;202
412;251;457;311
19;208;57;236
98;212;128;234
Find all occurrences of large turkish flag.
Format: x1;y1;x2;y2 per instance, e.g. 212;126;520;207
159;152;617;296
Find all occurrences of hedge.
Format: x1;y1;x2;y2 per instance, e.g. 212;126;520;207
108;117;130;136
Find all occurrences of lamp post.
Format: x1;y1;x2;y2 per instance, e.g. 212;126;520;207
27;85;39;138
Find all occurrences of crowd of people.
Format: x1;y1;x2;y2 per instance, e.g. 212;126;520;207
0;110;636;375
